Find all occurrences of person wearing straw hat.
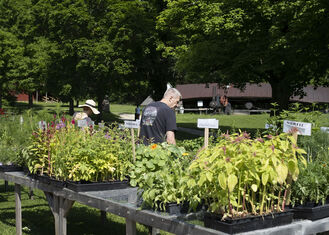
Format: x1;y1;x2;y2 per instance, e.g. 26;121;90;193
73;99;100;126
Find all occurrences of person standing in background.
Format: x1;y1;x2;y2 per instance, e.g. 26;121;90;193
139;88;182;145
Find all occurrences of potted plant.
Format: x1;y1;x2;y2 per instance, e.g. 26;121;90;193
129;142;191;214
26;121;133;191
185;132;306;234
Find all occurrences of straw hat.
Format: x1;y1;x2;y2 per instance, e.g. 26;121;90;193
79;99;100;115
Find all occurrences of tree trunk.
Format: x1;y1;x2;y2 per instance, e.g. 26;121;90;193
69;99;74;115
28;93;33;108
269;78;292;114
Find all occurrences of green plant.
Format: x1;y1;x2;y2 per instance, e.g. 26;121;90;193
0;109;69;166
185;132;306;218
298;131;329;162
129;143;190;210
264;102;323;136
291;160;329;206
26;121;133;182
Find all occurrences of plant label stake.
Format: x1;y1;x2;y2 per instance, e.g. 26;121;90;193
283;120;312;138
38;121;47;130
197;119;219;148
321;127;329;133
124;120;140;162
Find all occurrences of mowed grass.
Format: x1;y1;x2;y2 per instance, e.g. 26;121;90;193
0;180;158;235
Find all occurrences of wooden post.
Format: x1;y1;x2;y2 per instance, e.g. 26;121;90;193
45;192;74;235
100;210;107;225
131;128;136;162
28;187;34;200
4;180;8;192
204;128;209;148
15;184;22;235
126;218;136;235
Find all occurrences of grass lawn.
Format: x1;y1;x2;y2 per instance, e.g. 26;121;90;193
0;180;167;235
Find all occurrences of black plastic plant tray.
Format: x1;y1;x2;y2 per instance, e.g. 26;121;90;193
204;211;293;234
32;174;66;188
0;165;23;172
65;179;129;192
293;203;329;221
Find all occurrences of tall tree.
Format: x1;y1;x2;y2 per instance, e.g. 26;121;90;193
157;0;329;110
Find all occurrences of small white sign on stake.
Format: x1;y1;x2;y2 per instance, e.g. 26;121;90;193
283;120;312;136
321;127;329;133
38;121;47;130
197;100;203;107
197;119;219;129
124;120;140;129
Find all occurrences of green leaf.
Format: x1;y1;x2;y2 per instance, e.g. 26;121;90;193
262;172;269;186
198;174;207;186
206;171;213;182
227;174;238;192
218;173;227;190
251;184;258;192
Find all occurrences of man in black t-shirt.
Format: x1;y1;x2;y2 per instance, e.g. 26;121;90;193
139;88;182;145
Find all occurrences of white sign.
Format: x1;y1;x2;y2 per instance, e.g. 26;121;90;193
124;120;140;129
265;123;276;129
197;101;203;107
77;119;88;128
283;120;312;136
321;127;329;133
38;121;47;130
197;119;219;129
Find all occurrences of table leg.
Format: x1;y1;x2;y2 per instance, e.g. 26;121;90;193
15;184;22;235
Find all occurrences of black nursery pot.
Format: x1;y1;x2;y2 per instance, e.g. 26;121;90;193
204;211;293;234
32;174;66;188
65;179;129;192
293;203;329;221
0;164;23;172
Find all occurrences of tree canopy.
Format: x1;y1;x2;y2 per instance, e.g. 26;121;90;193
0;0;328;110
157;0;329;109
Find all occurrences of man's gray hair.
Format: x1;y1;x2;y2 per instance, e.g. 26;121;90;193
163;88;182;99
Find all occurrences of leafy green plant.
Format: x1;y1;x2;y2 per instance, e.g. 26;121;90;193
264;102;323;136
291;160;329;206
185;132;306;218
298;131;329;162
129;143;190;210
0;109;69;166
26;121;133;182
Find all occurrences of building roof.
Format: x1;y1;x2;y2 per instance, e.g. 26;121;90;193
175;83;329;103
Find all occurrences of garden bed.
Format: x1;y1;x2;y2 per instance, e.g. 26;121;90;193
204;211;293;234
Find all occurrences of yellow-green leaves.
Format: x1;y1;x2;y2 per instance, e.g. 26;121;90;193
218;173;227;190
276;164;288;185
261;172;269;186
228;174;238;193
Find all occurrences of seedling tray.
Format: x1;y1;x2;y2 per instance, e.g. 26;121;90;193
204;211;293;234
66;180;129;192
0;165;23;172
293;203;329;221
33;174;66;188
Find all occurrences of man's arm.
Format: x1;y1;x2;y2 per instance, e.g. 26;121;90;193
166;131;176;145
